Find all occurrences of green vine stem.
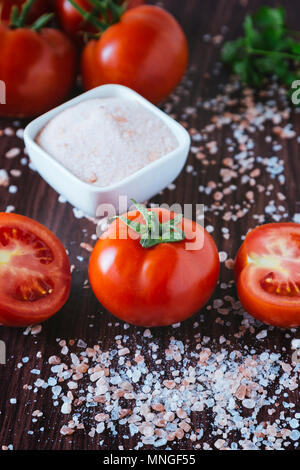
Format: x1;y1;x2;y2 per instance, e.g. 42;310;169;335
68;0;125;33
31;13;54;31
9;0;54;31
247;47;300;62
117;200;186;249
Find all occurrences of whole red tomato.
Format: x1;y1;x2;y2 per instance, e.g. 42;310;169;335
55;0;145;42
0;24;77;117
89;204;219;327
0;213;71;327
81;5;188;103
0;0;51;24
235;223;300;327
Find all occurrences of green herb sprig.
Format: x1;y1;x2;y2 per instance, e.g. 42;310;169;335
221;6;300;87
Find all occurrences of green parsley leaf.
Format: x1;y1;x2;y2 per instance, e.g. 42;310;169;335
221;5;300;95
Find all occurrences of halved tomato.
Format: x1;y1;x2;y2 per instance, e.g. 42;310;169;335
0;213;71;327
235;223;300;327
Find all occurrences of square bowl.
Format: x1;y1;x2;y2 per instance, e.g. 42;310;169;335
24;84;191;217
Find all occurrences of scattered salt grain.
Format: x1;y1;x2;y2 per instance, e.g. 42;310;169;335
5;148;20;159
8;185;17;194
219;251;228;262
256;330;268;340
0;169;9;187
242;399;255;409
61;403;71;415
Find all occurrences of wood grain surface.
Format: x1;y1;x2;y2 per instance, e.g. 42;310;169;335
0;0;299;451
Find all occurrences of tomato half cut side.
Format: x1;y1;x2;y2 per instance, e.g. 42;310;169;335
235;223;300;327
0;213;71;327
89;207;220;327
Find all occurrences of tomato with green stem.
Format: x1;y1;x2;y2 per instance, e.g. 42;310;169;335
89;201;220;327
0;0;77;118
0;213;71;327
235;223;300;327
0;0;51;24
70;2;188;103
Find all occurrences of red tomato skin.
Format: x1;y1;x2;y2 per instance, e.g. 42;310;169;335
0;26;77;118
127;0;145;8
55;0;145;43
235;223;300;328
0;0;51;24
89;209;219;327
81;5;188;104
0;213;71;327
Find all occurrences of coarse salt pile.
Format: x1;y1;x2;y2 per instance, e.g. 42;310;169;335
36;97;178;187
24;326;299;451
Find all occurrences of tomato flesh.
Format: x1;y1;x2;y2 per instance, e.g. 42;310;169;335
0;214;71;327
235;223;300;327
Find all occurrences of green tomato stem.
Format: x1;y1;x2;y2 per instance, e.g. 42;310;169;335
116;199;186;249
30;13;54;32
67;0;125;34
67;0;106;30
18;0;36;27
9;0;53;31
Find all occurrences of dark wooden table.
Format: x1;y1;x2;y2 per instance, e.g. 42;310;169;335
0;0;299;451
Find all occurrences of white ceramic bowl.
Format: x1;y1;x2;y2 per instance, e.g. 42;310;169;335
24;85;191;217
